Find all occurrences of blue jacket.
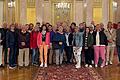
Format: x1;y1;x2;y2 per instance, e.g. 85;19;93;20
73;32;84;47
50;31;55;43
52;32;66;51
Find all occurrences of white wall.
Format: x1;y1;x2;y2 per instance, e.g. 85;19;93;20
0;1;3;24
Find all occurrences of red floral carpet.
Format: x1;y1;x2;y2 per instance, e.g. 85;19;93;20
34;65;103;80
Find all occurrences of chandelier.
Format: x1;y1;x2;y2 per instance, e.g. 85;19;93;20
56;2;70;9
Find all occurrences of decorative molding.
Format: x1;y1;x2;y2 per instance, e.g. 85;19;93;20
44;0;49;1
27;0;35;8
93;0;102;8
76;0;83;1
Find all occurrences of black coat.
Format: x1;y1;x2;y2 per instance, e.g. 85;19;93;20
93;31;108;46
116;29;120;46
65;33;73;46
18;31;30;49
0;28;5;45
6;30;18;48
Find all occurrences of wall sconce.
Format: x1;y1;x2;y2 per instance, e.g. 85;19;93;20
8;1;15;8
113;1;118;11
84;3;87;8
113;1;117;8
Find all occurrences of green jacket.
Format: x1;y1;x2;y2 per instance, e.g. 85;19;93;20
83;33;94;48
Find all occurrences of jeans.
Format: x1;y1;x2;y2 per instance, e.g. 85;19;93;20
117;46;120;62
73;47;82;67
32;48;39;64
55;49;64;65
48;49;56;64
9;47;17;67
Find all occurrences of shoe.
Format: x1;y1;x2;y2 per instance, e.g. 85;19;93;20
44;63;47;68
76;65;81;69
85;64;88;67
75;63;78;67
67;61;71;64
40;63;43;67
100;65;104;68
9;66;16;69
89;65;92;68
109;61;113;65
95;64;98;68
0;64;4;67
32;63;34;66
92;60;94;64
105;62;108;66
33;64;39;67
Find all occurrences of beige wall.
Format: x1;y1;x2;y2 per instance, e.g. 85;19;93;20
1;0;120;25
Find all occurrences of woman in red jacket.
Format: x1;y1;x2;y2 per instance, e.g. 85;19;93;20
37;24;50;67
30;26;39;66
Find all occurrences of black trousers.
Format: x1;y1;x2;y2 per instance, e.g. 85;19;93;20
65;46;73;63
91;47;94;61
84;47;93;65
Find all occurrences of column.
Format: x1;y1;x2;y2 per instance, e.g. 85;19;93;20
15;0;20;23
36;0;43;23
8;7;13;23
20;0;27;24
43;1;51;23
3;0;9;23
73;1;84;26
86;0;93;26
109;0;113;22
102;0;109;27
0;0;4;23
115;0;120;23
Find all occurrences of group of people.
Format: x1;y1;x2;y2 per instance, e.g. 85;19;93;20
0;21;120;69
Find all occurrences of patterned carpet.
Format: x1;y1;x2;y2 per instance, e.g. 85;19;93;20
34;65;103;80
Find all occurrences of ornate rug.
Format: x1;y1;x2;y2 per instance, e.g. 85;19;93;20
34;65;103;80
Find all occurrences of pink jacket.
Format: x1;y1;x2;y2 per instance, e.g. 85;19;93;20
37;32;50;47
